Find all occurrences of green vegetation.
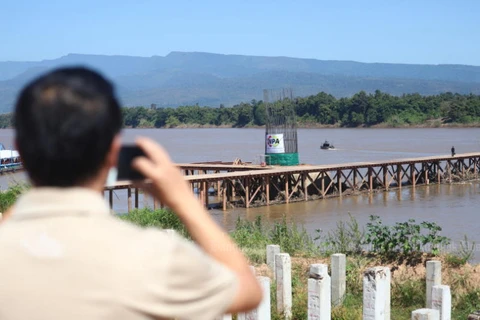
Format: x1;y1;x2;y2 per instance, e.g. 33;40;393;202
119;208;480;319
0;182;29;212
118;208;189;238
1;184;478;319
122;91;480;128
1;90;480;128
364;215;450;258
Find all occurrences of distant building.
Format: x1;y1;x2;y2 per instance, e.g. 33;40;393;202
150;103;157;110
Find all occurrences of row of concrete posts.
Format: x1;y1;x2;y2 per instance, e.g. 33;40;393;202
215;244;457;320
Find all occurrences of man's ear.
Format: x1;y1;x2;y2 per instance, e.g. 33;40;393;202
106;134;121;168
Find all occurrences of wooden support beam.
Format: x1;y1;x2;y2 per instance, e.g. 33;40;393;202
424;162;429;184
285;176;289;203
302;173;308;201
397;164;402;189
287;174;303;201
342;169;355;190
324;171;336;195
203;181;209;208
447;161;452;182
337;170;342;195
321;172;325;197
222;181;227;211
231;179;236;197
127;187;132;212
245;177;250;208
353;169;357;190
109;189;113;209
368;167;373;191
383;166;388;190
437;162;441;183
248;185;262;207
306;172;322;195
411;164;416;187
135;188;139;208
266;176;270;206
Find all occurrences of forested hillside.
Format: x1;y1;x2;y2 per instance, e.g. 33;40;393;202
2;90;476;129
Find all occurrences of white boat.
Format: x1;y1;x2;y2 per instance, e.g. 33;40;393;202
0;144;21;169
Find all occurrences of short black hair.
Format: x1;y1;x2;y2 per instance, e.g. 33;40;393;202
14;67;122;187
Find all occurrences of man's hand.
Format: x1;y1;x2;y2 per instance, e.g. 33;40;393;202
132;137;196;212
131;136;263;314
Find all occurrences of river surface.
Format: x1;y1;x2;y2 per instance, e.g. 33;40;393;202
1;128;479;258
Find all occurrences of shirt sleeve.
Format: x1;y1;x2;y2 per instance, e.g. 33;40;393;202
122;231;239;320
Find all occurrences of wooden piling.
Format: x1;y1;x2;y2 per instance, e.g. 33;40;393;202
127;188;131;212
104;153;480;210
134;188;139;209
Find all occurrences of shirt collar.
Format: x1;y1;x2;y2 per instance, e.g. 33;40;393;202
10;187;111;220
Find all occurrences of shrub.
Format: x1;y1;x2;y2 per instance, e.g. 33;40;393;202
318;213;364;255
119;208;189;238
445;235;476;267
0;182;29;212
230;215;319;258
364;215;450;259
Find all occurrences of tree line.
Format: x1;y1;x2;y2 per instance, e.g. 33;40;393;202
0;90;479;129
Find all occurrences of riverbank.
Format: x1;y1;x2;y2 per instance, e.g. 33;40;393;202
1;183;479;318
124;121;480;129
120;209;480;320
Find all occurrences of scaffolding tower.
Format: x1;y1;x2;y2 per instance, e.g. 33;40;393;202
264;88;299;166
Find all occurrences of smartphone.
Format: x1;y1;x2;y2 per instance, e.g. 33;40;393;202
117;145;146;181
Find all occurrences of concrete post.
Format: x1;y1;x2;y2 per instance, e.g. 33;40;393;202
256;276;272;320
426;261;442;308
266;245;280;278
331;253;346;306
308;264;331;320
411;309;439;320
363;267;391;320
276;253;292;319
431;285;451;320
238;267;257;320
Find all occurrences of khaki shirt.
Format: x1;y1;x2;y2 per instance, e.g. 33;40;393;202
0;188;238;320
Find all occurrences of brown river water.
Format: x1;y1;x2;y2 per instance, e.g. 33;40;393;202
1;128;479;258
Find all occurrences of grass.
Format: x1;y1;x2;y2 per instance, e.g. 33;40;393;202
0;182;29;212
1;184;479;319
117;208;480;319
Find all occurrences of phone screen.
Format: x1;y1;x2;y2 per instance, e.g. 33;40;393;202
117;146;146;181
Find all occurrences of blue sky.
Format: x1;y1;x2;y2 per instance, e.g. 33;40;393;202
1;0;479;65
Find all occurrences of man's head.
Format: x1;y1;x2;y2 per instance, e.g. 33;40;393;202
14;67;122;188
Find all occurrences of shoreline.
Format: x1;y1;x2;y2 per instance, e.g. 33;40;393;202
123;122;480;129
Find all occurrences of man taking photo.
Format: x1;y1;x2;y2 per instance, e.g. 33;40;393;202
0;67;262;320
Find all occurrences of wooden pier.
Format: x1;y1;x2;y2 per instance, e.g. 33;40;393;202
104;153;480;211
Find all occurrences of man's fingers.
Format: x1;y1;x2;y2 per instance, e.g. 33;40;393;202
132;157;159;179
135;137;172;165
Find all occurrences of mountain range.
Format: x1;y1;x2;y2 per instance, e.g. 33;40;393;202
0;51;479;113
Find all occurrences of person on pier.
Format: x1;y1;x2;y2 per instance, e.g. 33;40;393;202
451;146;456;157
0;67;262;320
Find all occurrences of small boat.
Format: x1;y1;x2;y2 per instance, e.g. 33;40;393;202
320;140;335;150
0;144;22;169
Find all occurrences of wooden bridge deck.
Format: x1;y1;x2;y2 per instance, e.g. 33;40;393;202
107;152;480;188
